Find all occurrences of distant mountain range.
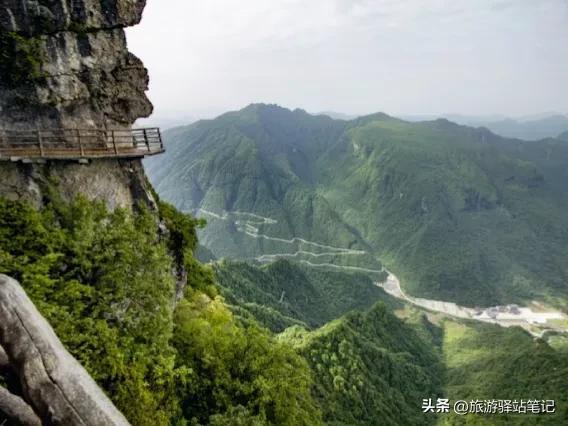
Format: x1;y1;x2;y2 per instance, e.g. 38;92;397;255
318;112;568;141
139;109;568;141
145;104;568;308
400;113;568;141
135;113;196;130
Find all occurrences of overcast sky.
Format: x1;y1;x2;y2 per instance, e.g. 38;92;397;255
127;0;568;120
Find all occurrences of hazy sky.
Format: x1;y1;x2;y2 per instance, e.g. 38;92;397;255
127;0;568;119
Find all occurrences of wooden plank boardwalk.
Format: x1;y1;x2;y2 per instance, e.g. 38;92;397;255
0;128;164;162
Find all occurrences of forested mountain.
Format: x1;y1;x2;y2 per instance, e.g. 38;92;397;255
280;304;444;426
476;115;568;141
214;258;568;425
281;306;568;426
4;0;565;423
146;104;568;308
0;197;321;425
2;108;566;423
214;259;392;332
144;106;374;267
403;114;568;141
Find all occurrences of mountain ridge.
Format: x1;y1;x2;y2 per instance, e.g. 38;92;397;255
146;103;568;308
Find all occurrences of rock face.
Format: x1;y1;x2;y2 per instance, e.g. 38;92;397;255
0;0;152;130
0;159;156;209
0;1;157;210
0;274;130;425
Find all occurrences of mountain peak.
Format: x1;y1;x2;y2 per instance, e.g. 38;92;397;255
349;111;399;126
149;105;568;307
244;102;285;111
242;103;305;115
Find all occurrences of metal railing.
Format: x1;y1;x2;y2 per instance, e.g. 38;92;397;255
0;128;164;160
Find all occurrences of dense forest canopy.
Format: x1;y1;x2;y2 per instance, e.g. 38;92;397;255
0;196;319;425
146;104;568;309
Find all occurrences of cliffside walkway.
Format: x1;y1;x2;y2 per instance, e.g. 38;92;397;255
0;128;164;162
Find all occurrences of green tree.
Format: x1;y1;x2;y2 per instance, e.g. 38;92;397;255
174;290;322;425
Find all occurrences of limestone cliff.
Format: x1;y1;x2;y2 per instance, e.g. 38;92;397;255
0;159;155;210
0;0;152;129
0;0;156;209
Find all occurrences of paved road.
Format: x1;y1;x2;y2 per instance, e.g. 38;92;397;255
197;207;567;338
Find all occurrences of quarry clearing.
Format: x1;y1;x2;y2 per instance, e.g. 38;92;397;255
377;272;567;338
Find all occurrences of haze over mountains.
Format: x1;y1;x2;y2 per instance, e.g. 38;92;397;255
2;0;567;422
146;103;568;309
319;111;568;141
401;113;568;141
141;109;568;141
140;102;568;424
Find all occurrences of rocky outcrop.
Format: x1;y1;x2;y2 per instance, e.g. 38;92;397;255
0;1;158;210
0;159;157;209
0;0;147;32
0;385;42;426
0;0;152;130
0;274;130;425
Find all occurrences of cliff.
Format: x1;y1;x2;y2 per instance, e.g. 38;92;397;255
0;159;155;209
0;0;156;209
0;0;151;129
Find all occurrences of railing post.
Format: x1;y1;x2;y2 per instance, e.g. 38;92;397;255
144;129;151;152
37;127;44;157
112;130;118;155
0;127;164;160
158;128;164;151
77;128;84;157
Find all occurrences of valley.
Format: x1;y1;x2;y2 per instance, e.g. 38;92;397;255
195;208;385;275
146;103;568;308
195;204;568;338
1;0;566;422
144;103;568;424
213;258;568;425
378;271;567;338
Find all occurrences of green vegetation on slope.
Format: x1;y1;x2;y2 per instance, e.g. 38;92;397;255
210;255;568;425
279;302;568;426
0;196;320;425
321;117;568;307
0;32;45;88
214;259;392;332
279;303;444;426
2;193;567;425
441;320;568;425
144;104;376;267
146;104;568;308
174;288;321;425
0;197;179;424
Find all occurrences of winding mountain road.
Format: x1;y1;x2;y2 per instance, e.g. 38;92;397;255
196;208;567;337
196;208;383;273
